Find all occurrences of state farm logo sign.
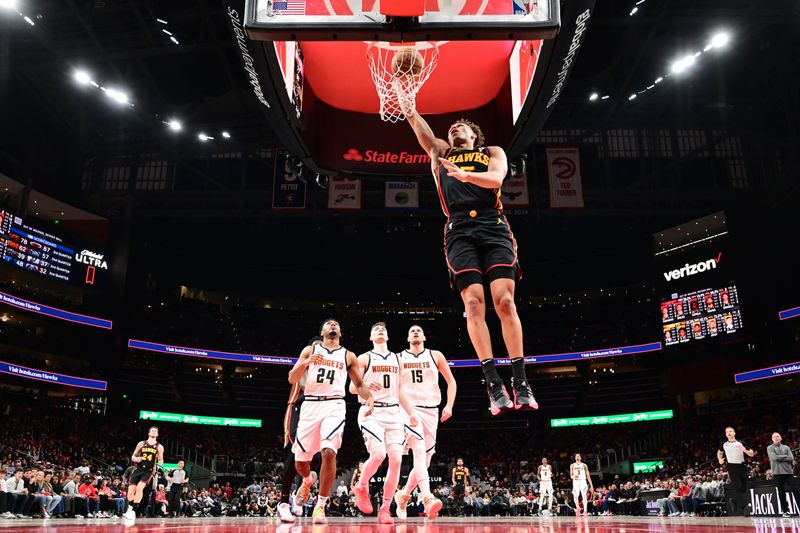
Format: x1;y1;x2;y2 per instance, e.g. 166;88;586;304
663;253;721;282
342;148;429;165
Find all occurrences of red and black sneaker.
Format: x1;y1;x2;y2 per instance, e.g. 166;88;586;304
487;379;514;416
512;379;539;410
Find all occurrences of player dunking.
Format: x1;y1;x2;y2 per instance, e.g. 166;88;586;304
277;336;322;523
394;324;457;520
350;322;419;525
404;110;537;414
537;457;554;514
288;319;374;524
570;453;593;517
124;426;164;521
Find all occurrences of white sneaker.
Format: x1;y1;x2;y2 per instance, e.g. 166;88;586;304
277;503;295;523
74;514;84;519
43;510;51;518
124;508;136;520
394;489;409;520
289;495;302;517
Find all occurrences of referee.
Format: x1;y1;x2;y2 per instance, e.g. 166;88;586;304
166;460;189;517
717;426;755;516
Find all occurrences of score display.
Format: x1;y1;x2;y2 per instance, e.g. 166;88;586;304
0;210;108;287
662;284;743;346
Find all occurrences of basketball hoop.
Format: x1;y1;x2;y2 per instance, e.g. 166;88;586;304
366;42;440;123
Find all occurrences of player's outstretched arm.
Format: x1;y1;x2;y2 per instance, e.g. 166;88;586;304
347;351;374;415
433;350;457;422
288;345;315;385
440;145;508;188
406;110;449;158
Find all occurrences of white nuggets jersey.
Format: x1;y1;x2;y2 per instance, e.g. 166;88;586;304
399;349;441;406
539;465;552;482
572;463;587;481
304;345;348;398
361;351;400;404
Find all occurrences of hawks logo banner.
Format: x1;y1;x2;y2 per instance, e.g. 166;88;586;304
546;146;585;208
501;168;530;208
328;177;361;211
385;181;419;209
272;150;306;210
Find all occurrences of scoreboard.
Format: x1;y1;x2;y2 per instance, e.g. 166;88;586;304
0;210;109;287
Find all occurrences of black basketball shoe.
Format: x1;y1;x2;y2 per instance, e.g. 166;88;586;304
487;379;514;415
512;379;539;410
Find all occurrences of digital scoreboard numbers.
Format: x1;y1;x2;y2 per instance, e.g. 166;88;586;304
0;210;109;287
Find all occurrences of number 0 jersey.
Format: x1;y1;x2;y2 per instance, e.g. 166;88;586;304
303;344;348;398
360;350;400;404
399;349;441;407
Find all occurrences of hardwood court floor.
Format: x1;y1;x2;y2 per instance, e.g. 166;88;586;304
0;515;796;532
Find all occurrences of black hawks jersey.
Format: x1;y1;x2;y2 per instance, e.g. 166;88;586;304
434;147;503;216
137;441;159;471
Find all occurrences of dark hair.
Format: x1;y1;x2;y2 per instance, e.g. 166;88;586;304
454;118;485;147
371;322;387;330
319;318;338;334
408;323;423;333
148;426;159;434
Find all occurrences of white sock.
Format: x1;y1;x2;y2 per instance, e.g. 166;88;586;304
315;496;327;509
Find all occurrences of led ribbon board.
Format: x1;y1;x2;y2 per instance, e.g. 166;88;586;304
140;410;262;428
734;361;800;384
128;339;661;367
550;409;674;428
0;360;107;391
0;290;112;329
779;306;800;321
634;461;665;473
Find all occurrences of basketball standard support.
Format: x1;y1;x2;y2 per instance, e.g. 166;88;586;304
232;0;595;177
380;0;424;18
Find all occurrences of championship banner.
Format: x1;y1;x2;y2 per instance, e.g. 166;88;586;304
501;167;530;207
385;181;419;209
328;177;361;211
547;146;585;208
272;150;306;210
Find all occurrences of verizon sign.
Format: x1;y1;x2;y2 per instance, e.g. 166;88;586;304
663;253;721;282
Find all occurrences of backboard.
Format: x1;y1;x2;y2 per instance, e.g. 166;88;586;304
246;0;560;42
233;0;596;176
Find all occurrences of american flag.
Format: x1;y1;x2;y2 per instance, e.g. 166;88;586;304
272;0;306;15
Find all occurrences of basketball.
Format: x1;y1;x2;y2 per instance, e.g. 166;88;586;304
392;47;424;76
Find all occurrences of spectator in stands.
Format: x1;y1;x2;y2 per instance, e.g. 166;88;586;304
0;467;8;518
5;469;29;517
335;480;348;498
78;476;100;518
682;477;703;516
154;484;168;516
41;472;62;517
63;471;87;518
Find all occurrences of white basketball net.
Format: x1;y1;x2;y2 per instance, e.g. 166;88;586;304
366;42;440;123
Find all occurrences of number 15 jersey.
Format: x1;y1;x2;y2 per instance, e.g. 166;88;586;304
399;349;441;406
304;344;348;398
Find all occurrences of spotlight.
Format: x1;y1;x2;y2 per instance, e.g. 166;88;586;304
74;70;92;85
0;0;17;10
710;32;730;49
654;76;663;84
671;55;695;74
198;133;212;142
589;92;599;101
167;120;182;131
629;7;638;15
628;94;637;101
105;88;129;105
221;131;231;139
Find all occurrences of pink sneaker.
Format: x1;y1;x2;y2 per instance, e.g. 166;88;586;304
353;483;373;514
377;508;394;524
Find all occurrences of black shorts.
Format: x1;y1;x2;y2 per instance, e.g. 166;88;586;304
453;483;466;497
284;402;301;448
130;467;154;486
443;211;521;291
